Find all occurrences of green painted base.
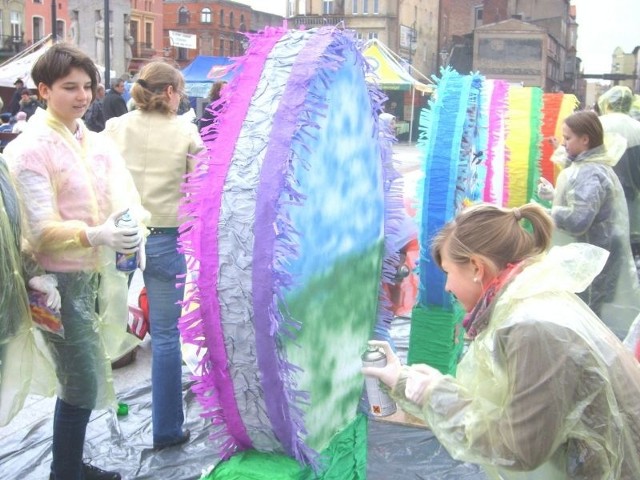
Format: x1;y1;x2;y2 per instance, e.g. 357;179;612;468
203;414;367;480
407;304;464;375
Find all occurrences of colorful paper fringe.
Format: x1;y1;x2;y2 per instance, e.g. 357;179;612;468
179;26;392;473
540;93;564;183
504;87;543;207
482;79;508;205
415;68;485;309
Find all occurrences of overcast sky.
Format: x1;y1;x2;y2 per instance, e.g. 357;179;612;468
239;0;286;16
236;1;639;74
573;0;640;73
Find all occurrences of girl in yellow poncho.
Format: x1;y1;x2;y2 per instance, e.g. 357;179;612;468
4;43;147;480
363;203;640;479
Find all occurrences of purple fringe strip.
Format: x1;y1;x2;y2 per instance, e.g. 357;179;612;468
178;27;287;459
252;27;344;469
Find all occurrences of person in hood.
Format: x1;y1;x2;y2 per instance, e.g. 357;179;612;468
363;202;640;479
597;86;640;258
538;110;640;340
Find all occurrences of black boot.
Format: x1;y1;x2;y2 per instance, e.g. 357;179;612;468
49;464;121;480
82;463;122;480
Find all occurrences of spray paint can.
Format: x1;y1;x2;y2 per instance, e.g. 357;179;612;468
361;345;397;417
114;210;138;273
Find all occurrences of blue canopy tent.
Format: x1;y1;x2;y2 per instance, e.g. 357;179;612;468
181;55;234;98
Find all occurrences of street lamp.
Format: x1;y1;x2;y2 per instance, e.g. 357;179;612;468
104;0;111;87
51;0;57;41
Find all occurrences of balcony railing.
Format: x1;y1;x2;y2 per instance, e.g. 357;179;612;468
289;15;345;28
0;35;26;55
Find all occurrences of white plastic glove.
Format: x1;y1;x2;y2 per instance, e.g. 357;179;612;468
86;209;141;253
537;177;555;201
361;340;402;390
405;364;443;405
28;274;61;311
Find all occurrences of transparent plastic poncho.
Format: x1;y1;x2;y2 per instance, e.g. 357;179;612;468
392;244;640;479
0;156;56;426
549;138;640;339
4;110;147;410
598;86;640;241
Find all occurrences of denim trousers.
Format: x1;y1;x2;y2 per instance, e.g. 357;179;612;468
142;232;187;445
51;398;91;479
47;272;99;479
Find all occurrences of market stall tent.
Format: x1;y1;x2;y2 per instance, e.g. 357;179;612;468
0;36;115;90
0;37;52;89
362;38;433;141
181;55;235;98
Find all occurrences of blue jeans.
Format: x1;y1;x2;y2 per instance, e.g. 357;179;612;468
47;272;99;479
50;398;91;479
142;232;187;445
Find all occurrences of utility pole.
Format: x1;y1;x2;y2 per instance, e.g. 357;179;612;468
104;0;111;87
51;0;57;41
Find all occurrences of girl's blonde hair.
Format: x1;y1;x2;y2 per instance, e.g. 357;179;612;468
432;203;553;273
130;61;185;115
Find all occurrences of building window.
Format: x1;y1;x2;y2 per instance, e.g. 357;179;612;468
323;1;333;14
368;31;378;40
229;40;234;56
145;22;152;46
220;9;224;26
177;47;188;60
32;16;44;42
474;6;483;28
373;0;379;14
219;39;225;56
178;7;189;25
229;11;234;28
56;19;64;40
352;0;358;14
363;0;368;15
288;0;295;17
10;11;21;39
200;7;211;24
33;0;43;4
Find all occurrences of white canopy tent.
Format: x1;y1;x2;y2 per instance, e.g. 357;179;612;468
0;36;115;89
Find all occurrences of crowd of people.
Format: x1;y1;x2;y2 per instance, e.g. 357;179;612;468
0;40;640;480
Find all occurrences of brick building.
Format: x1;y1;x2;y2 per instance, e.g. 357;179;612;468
287;0;439;80
439;0;579;93
163;0;252;68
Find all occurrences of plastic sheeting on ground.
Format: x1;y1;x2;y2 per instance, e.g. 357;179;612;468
0;317;487;480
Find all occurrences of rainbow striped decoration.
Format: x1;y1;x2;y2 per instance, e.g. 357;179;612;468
179;26;399;476
540;93;564;183
504;87;543;207
408;74;578;375
415;68;484;309
408;69;484;373
482;79;509;205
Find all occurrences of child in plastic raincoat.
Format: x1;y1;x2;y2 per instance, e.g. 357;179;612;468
4;44;148;480
363;202;640;479
538;110;640;340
